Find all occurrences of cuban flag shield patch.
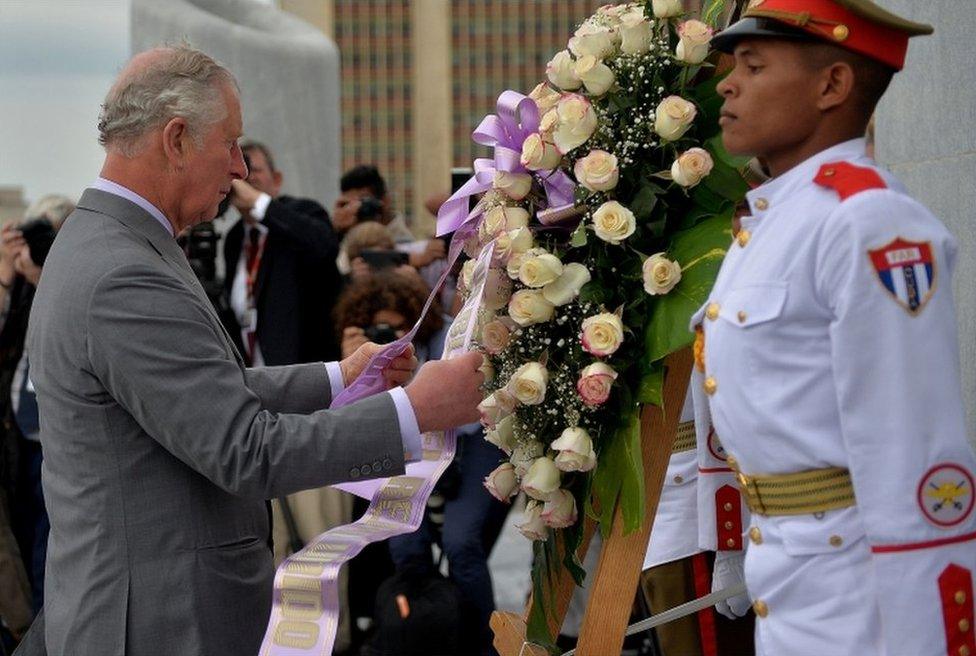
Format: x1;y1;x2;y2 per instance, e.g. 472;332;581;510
868;237;936;315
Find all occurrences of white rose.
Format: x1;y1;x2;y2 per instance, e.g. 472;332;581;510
552;94;599;154
551;426;598;472
652;0;683;18
479;357;495;384
485;414;516;453
642;252;682;295
654;96;697;141
521;456;561;501
459;259;477;293
521;133;562;171
619;8;653;54
539;109;560;139
546;50;582;90
676;20;713;64
483;462;519;502
574;55;615;96
481;319;512;354
479;205;508;242
482;267;513;311
581;312;625;356
529;82;562;114
508;289;556;326
591;200;636;245
576;362;618;407
574;149;620;192
568;23;615;59
496;226;534;267
517;501;548;541
541;489;579;528
503;207;531;230
493;171;533;201
543;262;591;306
508;361;549;406
670;147;714;187
519;251;564;288
510;440;545;478
478;389;517;429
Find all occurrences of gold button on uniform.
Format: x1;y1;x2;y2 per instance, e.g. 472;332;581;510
753;600;769;618
737;310;747;323
723;502;734;512
833;24;850;41
749;526;763;545
673;475;684;484
829;535;843;548
754;198;769;211
704;376;717;395
960;618;971;632
706;302;720;320
959;646;971;656
956;590;968;605
737;229;751;247
822;167;836;177
724;521;734;530
726;538;736;548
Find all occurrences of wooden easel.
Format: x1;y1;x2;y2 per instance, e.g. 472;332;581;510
492;348;694;655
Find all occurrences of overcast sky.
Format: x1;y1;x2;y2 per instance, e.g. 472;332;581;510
0;1;131;205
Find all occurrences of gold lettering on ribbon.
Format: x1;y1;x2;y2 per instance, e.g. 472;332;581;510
273;620;320;648
373;476;425;523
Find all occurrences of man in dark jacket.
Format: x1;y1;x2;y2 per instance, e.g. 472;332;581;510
223;140;343;364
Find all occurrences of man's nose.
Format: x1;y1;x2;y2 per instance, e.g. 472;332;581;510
717;73;736;98
231;144;248;180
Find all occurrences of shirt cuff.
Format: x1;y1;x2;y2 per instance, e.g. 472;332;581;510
325;361;345;399
388;386;422;463
251;193;272;221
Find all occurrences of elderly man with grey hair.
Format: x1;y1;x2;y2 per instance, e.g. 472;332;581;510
24;45;485;656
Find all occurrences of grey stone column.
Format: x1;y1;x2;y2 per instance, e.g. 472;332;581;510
131;0;341;212
876;0;976;442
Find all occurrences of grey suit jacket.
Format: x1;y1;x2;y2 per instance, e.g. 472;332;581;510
26;189;406;656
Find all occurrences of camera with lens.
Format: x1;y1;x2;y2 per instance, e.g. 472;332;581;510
356;196;384;222
19;218;57;268
364;323;399;345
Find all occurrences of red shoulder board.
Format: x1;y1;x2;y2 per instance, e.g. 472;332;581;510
814;161;887;200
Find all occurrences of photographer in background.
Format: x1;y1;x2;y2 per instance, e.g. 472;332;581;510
334;165;446;275
222;140;343;365
0;194;74;648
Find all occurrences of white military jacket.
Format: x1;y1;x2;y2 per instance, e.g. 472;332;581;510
693;138;976;655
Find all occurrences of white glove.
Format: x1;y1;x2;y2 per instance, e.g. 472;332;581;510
712;550;751;619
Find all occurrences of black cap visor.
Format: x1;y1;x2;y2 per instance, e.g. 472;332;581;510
711;17;819;53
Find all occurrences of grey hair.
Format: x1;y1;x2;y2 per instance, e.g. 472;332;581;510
24;194;75;228
98;45;238;157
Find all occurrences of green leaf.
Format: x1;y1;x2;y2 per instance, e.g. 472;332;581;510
618;412;646;534
701;0;732;27
636;365;664;406
644;212;732;361
526;541;559;652
705;133;751;169
590;436;623;539
578;280;608;306
630;184;660;222
570;221;588;248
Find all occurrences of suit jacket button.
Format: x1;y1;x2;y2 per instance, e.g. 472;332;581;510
361;464;372;475
349;468;360;479
382;458;393;470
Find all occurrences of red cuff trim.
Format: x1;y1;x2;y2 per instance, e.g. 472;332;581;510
938;564;975;656
716;485;743;551
871;529;976;554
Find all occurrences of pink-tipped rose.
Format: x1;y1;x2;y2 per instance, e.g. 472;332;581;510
541;489;578;528
483;462;519;502
576;362;618;406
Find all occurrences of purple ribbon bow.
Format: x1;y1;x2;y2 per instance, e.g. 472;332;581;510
436;90;576;236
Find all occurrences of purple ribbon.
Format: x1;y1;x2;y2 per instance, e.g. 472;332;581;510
436;90;576;237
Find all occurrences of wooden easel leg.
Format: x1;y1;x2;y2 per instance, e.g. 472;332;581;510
573;348;694;655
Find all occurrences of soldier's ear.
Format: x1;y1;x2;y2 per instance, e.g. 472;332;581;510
816;61;856;113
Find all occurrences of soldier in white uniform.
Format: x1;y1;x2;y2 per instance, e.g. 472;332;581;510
694;1;976;654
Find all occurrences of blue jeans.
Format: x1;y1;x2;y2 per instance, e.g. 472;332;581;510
388;427;511;656
11;436;48;614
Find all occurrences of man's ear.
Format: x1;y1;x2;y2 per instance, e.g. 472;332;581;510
272;170;283;194
161;117;191;168
816;61;855;112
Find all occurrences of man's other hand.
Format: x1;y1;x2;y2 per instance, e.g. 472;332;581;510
405;351;484;433
230;179;263;214
339;336;417;388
